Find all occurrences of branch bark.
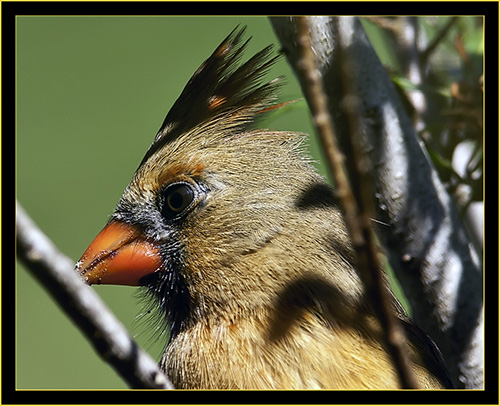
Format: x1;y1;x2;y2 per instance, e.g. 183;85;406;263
271;16;483;389
294;17;419;389
16;201;174;389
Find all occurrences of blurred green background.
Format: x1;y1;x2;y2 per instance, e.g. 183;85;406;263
16;16;323;389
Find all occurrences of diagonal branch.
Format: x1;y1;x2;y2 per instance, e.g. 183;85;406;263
16;201;174;389
271;16;483;389
293;16;419;390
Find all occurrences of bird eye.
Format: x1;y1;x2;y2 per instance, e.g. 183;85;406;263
160;183;196;219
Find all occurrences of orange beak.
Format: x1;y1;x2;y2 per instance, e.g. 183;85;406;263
76;220;162;286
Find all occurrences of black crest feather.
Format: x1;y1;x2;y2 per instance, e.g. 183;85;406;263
139;26;281;167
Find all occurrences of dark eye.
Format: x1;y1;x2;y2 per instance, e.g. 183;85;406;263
160;183;196;219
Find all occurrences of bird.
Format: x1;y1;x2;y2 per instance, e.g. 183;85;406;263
76;26;452;389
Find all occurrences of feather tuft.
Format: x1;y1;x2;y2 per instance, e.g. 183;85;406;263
139;26;281;167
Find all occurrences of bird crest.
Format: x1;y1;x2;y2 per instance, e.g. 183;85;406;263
139;26;282;168
76;26;454;389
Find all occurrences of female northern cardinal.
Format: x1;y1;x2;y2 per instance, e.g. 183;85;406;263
76;27;452;389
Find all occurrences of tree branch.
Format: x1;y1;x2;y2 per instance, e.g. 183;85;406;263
271;16;483;389
16;201;174;389
293;16;419;389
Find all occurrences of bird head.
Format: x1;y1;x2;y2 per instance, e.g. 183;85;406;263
74;27;456;390
76;27;356;336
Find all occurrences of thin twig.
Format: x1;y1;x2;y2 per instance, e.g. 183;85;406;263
271;16;483;389
420;17;458;64
295;17;420;389
16;201;174;389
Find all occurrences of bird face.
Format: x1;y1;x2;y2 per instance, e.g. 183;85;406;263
76;26;350;331
76;26;451;389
